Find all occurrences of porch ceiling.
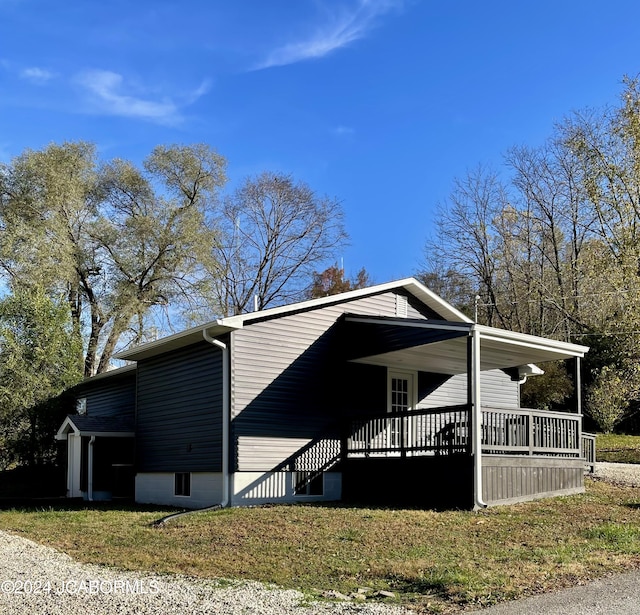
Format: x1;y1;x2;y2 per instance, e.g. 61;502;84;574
344;316;589;375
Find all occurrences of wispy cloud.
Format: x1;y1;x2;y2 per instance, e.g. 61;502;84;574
184;78;213;104
256;0;404;70
20;67;55;84
75;70;209;125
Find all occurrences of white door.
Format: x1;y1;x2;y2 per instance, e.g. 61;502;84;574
388;371;415;451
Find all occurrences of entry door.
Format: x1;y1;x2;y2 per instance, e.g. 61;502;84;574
388;371;415;450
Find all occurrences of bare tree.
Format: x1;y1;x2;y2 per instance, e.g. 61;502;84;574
213;172;348;315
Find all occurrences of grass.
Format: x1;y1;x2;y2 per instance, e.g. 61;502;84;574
1;479;640;613
596;433;640;463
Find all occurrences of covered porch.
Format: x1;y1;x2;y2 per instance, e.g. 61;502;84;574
340;315;591;508
56;415;135;501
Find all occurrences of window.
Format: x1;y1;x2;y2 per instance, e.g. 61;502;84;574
174;472;191;497
294;471;323;496
76;398;87;415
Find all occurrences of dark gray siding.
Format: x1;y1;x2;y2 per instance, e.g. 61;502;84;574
136;341;223;473
77;370;136;420
232;291;418;472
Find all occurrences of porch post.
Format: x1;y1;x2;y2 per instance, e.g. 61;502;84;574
574;357;582;415
471;326;486;510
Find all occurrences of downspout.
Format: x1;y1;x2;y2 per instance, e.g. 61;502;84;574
471;325;487;510
88;435;96;502
202;329;230;508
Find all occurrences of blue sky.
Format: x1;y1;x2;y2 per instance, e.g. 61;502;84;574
2;0;640;284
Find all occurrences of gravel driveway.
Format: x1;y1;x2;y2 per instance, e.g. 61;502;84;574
0;530;412;615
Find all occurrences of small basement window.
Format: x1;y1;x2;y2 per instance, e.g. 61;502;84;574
294;471;323;496
174;472;191;497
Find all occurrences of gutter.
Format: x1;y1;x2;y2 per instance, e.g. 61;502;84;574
88;435;96;502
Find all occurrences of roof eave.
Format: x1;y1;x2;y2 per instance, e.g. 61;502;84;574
115;321;240;361
476;324;589;358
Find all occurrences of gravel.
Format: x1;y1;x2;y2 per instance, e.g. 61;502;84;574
0;531;414;615
593;461;640;487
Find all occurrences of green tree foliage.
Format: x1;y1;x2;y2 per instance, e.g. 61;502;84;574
423;76;640;431
520;361;574;411
586;365;640;433
0;142;226;375
0;290;82;467
307;265;371;298
213;172;348;315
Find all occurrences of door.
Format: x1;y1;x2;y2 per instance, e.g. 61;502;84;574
388;370;416;451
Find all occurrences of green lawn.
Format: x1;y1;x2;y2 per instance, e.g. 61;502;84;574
1;479;640;613
596;433;640;463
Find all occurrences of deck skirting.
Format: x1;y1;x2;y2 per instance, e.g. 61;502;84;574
482;455;585;506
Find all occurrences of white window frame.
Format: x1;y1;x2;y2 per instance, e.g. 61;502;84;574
387;370;417;450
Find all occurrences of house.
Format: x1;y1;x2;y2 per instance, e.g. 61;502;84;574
56;278;591;510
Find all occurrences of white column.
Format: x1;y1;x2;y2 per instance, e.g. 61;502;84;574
471;326;486;509
67;434;82;498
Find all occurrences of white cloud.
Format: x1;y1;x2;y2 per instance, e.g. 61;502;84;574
20;67;55;84
76;70;178;123
75;70;209;125
256;0;404;70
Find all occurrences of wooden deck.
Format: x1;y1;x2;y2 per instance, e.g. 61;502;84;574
345;405;594;507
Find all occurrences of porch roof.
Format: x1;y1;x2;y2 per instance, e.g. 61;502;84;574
55;415;135;440
343;315;589;375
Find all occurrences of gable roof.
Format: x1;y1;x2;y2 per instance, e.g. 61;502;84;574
116;278;470;362
55;415;135;440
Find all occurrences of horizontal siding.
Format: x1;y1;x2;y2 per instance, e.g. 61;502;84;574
232;291;421;471
137;341;223;473
80;372;136;420
237;436;341;472
417;370;519;409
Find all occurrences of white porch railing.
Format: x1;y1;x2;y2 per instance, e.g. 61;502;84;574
347;406;589;459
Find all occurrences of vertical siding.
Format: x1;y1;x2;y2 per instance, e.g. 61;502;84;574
417;370;520;409
482;457;584;504
136;341;223;473
231;292;418;472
